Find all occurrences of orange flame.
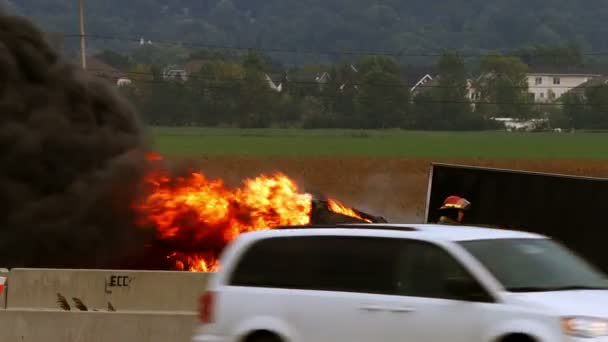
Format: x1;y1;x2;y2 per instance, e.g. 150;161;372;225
137;171;312;238
134;167;312;271
135;153;372;272
328;199;372;223
145;152;164;161
168;252;219;272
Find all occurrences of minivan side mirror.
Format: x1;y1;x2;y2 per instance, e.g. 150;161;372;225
445;277;493;302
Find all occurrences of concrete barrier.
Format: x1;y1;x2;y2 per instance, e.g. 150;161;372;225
6;268;211;312
0;309;197;342
0;268;8;309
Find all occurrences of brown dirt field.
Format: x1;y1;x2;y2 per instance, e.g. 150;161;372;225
186;156;608;223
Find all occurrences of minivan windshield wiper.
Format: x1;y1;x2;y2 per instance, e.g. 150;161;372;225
507;285;608;292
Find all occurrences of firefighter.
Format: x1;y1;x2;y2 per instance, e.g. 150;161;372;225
437;195;471;225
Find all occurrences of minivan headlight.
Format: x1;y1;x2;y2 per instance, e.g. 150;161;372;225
562;317;608;338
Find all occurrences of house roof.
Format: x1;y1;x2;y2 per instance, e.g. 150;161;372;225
526;65;602;76
402;65;436;87
560;76;608;98
315;71;331;83
410;74;438;94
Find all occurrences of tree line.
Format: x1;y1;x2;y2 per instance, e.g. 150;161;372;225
109;45;608;130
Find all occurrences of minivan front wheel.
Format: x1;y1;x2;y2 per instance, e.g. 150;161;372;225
500;333;537;342
244;330;283;342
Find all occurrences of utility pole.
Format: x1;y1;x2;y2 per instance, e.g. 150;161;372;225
79;0;87;69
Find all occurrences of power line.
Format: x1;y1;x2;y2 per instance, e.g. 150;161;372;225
62;33;608;58
87;67;608;91
100;74;608;107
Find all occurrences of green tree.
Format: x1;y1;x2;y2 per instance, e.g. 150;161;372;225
560;93;589;129
583;84;608;128
357;55;401;76
131;44;189;67
237;52;278;128
190;61;246;126
413;51;477;130
286;64;327;99
476;52;533;119
355;56;409;128
137;81;196;126
515;44;583;69
555;85;608;130
94;50;132;70
322;63;359;127
242;51;267;72
299;96;336;128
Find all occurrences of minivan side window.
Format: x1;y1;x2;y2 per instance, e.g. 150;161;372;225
229;236;404;295
228;235;492;301
394;241;492;302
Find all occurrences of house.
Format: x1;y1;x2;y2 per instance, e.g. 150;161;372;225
162;66;189;82
408;66;478;99
526;67;600;103
162;59;286;93
439;68;601;105
117;78;133;87
160;60;209;82
315;71;356;92
313;64;361;92
409;73;480;108
466;78;482;102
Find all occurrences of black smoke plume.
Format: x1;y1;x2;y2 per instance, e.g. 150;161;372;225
0;13;154;268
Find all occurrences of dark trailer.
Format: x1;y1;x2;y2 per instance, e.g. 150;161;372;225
425;163;608;273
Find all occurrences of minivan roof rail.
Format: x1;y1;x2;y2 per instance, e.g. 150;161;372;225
275;224;418;232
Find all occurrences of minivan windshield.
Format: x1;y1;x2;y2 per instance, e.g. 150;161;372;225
459;238;608;292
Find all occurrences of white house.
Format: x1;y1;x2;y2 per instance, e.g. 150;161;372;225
264;74;282;92
410;74;433;94
455;71;600;105
116;78;133;87
163;67;189;82
527;71;600;103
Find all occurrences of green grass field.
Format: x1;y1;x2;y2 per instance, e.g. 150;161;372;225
149;127;608;159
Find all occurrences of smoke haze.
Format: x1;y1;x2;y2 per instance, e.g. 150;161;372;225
0;13;153;268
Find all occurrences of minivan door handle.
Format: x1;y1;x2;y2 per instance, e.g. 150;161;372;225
358;305;383;312
387;306;416;313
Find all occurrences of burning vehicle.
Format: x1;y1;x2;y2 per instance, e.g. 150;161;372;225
129;153;387;272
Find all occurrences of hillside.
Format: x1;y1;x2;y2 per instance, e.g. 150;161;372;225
8;0;608;63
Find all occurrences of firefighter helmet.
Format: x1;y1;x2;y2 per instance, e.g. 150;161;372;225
439;195;471;211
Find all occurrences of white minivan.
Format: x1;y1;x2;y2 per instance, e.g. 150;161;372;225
192;224;608;342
